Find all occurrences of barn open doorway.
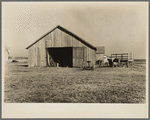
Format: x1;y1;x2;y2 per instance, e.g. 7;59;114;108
47;47;73;67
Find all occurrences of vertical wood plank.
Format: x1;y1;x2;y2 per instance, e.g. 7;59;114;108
89;48;92;63
29;47;32;67
60;29;62;47
64;32;68;47
38;40;41;67
88;47;91;61
67;34;71;47
63;31;66;46
92;50;95;65
70;35;73;47
30;46;34;67
31;45;35;67
50;33;52;47
53;30;56;47
91;49;93;65
66;33;68;47
61;31;64;47
28;48;31;67
54;29;61;47
72;37;75;47
36;48;40;67
61;31;65;47
57;29;62;47
47;33;52;47
87;47;89;61
45;34;51;47
75;39;79;47
73;38;76;47
51;31;54;47
43;38;46;67
40;38;46;67
31;45;34;67
42;38;45;67
84;47;87;65
40;43;42;65
79;41;82;47
35;47;37;66
54;29;57;47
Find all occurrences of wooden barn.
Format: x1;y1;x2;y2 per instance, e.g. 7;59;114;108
96;46;105;60
26;25;98;67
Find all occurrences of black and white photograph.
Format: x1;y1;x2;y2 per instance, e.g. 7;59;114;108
2;2;148;118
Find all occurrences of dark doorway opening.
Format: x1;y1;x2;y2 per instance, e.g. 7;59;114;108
47;47;73;67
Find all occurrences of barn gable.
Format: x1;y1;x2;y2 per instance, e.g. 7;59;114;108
26;25;98;67
26;25;96;50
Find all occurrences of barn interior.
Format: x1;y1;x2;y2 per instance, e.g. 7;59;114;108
47;47;73;67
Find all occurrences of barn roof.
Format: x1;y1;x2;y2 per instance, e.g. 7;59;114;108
26;25;96;50
96;46;105;54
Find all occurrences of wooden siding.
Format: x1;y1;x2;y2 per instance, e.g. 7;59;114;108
96;46;105;54
73;47;84;67
28;48;32;67
28;27;96;67
83;47;87;64
92;49;96;65
73;47;84;59
28;38;46;67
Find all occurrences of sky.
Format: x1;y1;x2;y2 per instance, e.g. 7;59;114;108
2;2;148;59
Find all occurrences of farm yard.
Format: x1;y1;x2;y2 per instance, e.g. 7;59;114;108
4;60;146;103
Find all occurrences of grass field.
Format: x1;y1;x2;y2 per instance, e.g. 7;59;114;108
4;61;146;103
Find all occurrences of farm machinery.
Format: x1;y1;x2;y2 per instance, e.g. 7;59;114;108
110;52;134;67
107;58;125;67
97;52;134;67
83;61;95;70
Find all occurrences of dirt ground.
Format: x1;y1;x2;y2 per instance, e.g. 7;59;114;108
4;62;146;103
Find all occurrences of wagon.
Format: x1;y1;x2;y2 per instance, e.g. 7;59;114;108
111;52;134;67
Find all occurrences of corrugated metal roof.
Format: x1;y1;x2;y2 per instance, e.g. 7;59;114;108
26;25;96;50
96;46;105;54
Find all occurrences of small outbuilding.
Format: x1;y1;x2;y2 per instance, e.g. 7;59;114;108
96;46;105;60
26;25;103;67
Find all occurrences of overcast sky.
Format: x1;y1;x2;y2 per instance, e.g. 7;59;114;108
2;2;148;59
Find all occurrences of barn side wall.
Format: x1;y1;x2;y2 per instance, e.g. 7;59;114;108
28;38;46;67
45;28;96;66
